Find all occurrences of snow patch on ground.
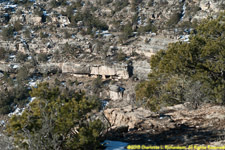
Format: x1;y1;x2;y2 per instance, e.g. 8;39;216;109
9;55;15;59
180;2;186;21
28;76;42;88
179;35;190;42
96;30;112;37
0;120;5;127
28;80;37;87
101;100;109;109
8;107;25;117
27;55;32;60
28;97;36;103
103;140;128;150
8;97;36;117
12;64;19;69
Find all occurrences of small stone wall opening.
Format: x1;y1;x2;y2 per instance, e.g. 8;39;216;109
105;75;111;79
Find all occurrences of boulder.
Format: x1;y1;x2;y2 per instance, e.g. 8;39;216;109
109;91;122;100
133;60;151;80
37;63;61;74
9;15;24;23
109;85;120;92
199;0;210;11
26;15;42;24
104;105;154;129
18;43;26;53
62;63;91;74
109;85;125;100
52;16;70;27
0;63;10;72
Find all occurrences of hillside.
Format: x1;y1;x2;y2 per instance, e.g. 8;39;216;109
0;0;224;149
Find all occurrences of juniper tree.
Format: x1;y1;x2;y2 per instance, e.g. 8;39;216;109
6;83;104;150
136;13;225;111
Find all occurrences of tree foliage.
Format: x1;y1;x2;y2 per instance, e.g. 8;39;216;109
16;52;27;63
50;0;67;8
120;22;133;42
136;13;225;111
69;10;108;32
14;0;34;6
137;20;157;34
37;53;48;63
1;26;14;41
14;21;23;31
0;83;29;114
0;47;7;60
6;83;103;150
114;0;129;12
166;12;183;27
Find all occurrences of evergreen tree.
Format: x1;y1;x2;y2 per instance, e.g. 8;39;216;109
136;13;225;111
6;83;104;150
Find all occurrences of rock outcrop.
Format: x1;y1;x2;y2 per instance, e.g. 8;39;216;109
104;105;154;129
0;63;9;72
38;63;130;79
108;85;125;100
90;64;129;79
26;15;42;25
62;63;90;74
37;63;61;74
104;104;225;146
133;60;151;80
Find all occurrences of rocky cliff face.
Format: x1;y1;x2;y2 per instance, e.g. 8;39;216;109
0;0;224;148
104;103;225;146
104;105;154;129
37;63;130;79
0;0;223;106
0;0;223;81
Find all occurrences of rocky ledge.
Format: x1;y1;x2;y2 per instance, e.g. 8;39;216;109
104;103;225;146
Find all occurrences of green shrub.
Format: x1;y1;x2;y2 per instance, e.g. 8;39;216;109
70;11;108;34
16;52;27;63
220;4;225;9
136;13;225;111
50;0;67;8
132;13;138;25
24;29;31;38
114;0;129;12
99;0;113;5
131;0;142;12
166;12;182;27
123;22;133;36
13;21;23;31
186;5;201;16
137;20;157;34
37;53;48;62
116;51;127;61
6;83;103;150
0;47;7;60
64;30;71;39
0;82;29;114
120;22;133;42
1;26;14;40
92;76;102;93
40;32;49;39
62;42;80;56
34;9;43;17
148;0;154;6
14;0;34;7
17;66;29;81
